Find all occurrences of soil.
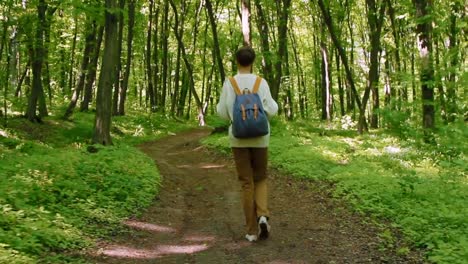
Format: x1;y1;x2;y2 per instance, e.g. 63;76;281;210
86;128;425;264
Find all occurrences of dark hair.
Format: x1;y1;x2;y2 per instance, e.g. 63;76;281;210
236;46;256;66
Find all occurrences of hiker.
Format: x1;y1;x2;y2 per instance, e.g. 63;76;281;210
216;46;278;242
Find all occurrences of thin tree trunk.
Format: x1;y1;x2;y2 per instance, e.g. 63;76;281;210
446;1;461;122
1;19;8;124
320;39;331;121
161;0;170;113
289;28;306;118
16;64;28;97
254;0;274;87
117;0;136;116
42;7;57;106
336;52;345;117
317;0;362;120
434;37;447;122
169;0;205;125
205;0;226;83
64;21;95;119
67;15;78;95
112;0;125;115
145;0;156;112
81;25;104;112
273;0;291;101
152;5;160;111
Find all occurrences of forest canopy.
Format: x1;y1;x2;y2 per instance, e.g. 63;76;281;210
0;0;465;137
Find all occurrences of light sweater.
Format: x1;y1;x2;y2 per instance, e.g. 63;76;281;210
216;73;278;148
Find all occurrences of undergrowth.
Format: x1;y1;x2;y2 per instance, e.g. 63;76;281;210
0;110;195;263
202;117;467;264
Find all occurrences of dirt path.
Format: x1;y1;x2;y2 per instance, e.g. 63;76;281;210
87;129;423;264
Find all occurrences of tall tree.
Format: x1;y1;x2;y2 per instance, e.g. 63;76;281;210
117;0;136;116
446;0;462;122
254;0;274;86
81;25;104;112
272;0;292;101
112;0;125;115
64;20;96;119
93;0;119;145
145;0;156;112
205;0;226;83
169;0;205;125
366;0;386;129
26;0;48;122
413;0;435;132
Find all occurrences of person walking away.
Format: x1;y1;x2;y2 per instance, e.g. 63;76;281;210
216;46;278;242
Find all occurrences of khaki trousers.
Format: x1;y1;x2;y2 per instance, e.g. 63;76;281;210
232;147;269;235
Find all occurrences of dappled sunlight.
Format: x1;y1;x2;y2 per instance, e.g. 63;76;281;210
157;244;210;254
199;163;226;169
124;220;176;233
101;246;161;259
0;129;8;137
100;243;210;259
176;164;192;168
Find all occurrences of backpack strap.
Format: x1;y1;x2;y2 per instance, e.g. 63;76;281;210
253;77;262;94
229;77;242;95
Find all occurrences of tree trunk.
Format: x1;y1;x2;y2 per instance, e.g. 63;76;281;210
169;0;205;125
320;38;331;121
1;19;8;125
161;0;170;113
254;0;274;87
26;0;47;122
317;0;362;119
413;0;435;132
336;52;345;117
42;7;57;107
272;0;291;101
93;0;119;145
152;5;160;112
64;21;96;119
81;25;104;111
145;0;156;112
112;0;125;115
67;15;78;95
241;0;251;46
117;0;136;116
446;1;461;122
366;0;386;129
205;0;226;83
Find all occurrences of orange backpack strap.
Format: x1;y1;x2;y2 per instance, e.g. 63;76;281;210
229;77;242;95
253;77;262;94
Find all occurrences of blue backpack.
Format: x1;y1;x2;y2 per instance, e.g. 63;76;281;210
229;76;269;138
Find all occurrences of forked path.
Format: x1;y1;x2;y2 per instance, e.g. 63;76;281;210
88;129;423;264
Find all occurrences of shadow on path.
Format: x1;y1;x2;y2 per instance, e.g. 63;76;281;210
87;128;423;264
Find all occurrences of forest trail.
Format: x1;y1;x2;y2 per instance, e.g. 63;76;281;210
87;129;422;264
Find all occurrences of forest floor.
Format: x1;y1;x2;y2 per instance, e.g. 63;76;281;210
86;128;425;264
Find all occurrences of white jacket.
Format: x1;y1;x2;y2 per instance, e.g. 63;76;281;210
216;73;278;148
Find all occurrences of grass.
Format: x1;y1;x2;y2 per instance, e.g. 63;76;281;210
202;117;468;264
0;109;195;263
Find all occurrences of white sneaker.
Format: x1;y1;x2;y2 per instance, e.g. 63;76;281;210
245;234;257;242
258;216;270;240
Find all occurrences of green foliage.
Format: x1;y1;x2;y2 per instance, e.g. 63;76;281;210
202;119;468;263
0;112;194;262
